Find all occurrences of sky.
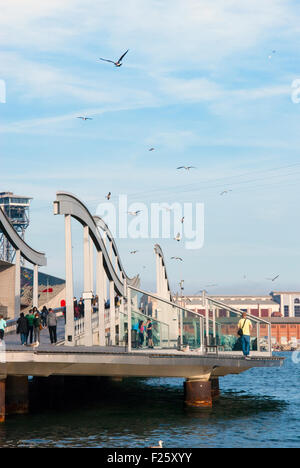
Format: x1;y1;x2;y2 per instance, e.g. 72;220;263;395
1;0;300;296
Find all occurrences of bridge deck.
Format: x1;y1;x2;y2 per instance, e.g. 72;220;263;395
1;318;283;380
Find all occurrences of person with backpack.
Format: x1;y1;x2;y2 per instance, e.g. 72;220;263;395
237;312;253;360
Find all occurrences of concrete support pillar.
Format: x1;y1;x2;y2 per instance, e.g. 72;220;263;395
184;377;219;408
83;226;92;346
14;249;21;319
65;215;75;346
90;238;94;295
5;376;29;415
33;264;39;308
127;285;131;352
0;379;5;423
96;250;105;346
109;281;115;345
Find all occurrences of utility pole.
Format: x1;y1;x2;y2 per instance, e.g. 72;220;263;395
179;280;185;309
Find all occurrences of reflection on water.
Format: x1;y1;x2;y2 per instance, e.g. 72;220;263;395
0;353;299;448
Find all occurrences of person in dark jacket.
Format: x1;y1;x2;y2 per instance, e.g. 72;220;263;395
17;313;28;345
41;306;48;327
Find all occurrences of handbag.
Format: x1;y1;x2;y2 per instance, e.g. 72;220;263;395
238;319;247;337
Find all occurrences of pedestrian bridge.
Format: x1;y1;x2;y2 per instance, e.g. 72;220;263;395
0;191;284;420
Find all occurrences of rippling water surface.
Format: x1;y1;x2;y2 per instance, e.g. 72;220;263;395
0;353;299;448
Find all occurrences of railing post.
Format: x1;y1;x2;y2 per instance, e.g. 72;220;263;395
257;322;261;352
268;323;272;355
203;291;209;347
179;308;183;347
127;286;132;352
212;306;216;344
14;249;21;319
65;214;75;346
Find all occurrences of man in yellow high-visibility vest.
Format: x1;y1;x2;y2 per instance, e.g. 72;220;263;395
238;312;253;360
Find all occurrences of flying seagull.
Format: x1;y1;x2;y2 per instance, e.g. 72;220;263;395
105;192;111;200
128;210;142;216
171;256;183;261
174;232;181;242
181;216;185;224
149;147;155;152
130;250;139;254
99;50;129;67
77;116;93;121
177;166;196;171
220;190;232;196
266;275;280;282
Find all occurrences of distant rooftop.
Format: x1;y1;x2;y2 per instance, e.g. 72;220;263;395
0;192;32;200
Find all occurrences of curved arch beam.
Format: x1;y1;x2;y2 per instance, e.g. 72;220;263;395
54;192;139;296
0;207;46;266
154;244;171;301
94;216;140;288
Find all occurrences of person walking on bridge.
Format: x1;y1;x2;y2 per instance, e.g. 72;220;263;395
33;311;42;344
146;318;154;349
238;312;253;359
41;306;48;327
17;313;28;345
26;309;35;344
0;315;7;342
138;320;145;348
47;309;58;344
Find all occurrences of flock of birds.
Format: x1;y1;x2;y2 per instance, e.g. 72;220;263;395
92;49;280;282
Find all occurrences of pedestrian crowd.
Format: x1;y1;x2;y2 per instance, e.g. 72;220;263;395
16;305;58;346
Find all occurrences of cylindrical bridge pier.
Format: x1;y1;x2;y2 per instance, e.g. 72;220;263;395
0;376;29;422
184;377;220;408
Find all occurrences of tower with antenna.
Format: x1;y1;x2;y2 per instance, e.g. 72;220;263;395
0;192;32;263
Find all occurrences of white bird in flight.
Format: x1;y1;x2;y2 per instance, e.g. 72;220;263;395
220;190;232;196
177;166;196;171
105;192;111;200
174;232;181;242
130;250;139;254
149;147;155;152
77;116;93;121
99;50;129;67
128;210;142;216
266;275;279;282
268;50;276;59
171;256;183;261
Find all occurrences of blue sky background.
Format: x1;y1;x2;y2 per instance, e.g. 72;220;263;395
1;0;300;296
